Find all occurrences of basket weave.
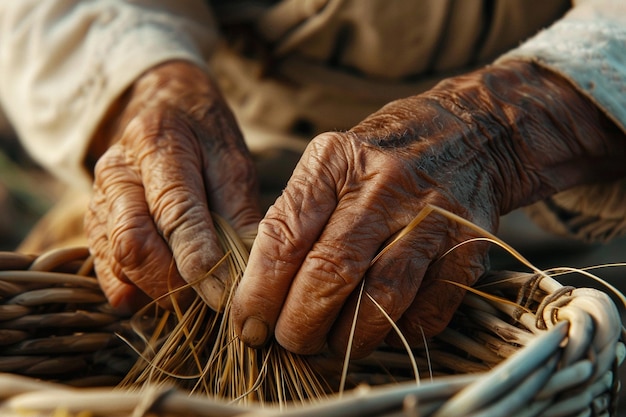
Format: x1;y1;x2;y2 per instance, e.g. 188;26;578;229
0;246;623;417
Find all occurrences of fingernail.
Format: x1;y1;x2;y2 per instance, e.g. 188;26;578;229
196;274;226;312
241;317;269;348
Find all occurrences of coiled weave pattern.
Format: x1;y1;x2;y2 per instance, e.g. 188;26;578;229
0;246;623;416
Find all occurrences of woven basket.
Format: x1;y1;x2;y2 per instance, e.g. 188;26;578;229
0;246;623;417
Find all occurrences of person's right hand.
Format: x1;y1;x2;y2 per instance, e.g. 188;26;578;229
84;61;262;312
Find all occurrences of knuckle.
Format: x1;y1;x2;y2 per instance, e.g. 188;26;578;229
309;133;350;173
310;131;345;147
89;233;106;258
150;185;198;239
309;235;370;285
94;145;125;179
85;194;108;232
132;116;198;162
257;215;305;264
109;218;152;270
306;250;359;293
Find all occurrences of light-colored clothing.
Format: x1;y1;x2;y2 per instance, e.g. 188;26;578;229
0;1;216;189
496;1;626;243
0;0;624;243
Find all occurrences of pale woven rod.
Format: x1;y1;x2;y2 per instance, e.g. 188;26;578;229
0;245;624;417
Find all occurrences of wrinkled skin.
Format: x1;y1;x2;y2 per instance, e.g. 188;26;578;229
86;59;626;358
231;61;626;358
231;98;501;358
236;130;497;357
85;61;262;312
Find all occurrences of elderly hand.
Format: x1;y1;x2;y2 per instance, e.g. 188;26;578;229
85;61;262;312
232;60;626;358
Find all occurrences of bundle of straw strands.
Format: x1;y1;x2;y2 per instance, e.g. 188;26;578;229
0;209;624;417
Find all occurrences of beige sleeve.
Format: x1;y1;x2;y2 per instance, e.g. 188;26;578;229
0;0;218;190
496;0;626;243
523;182;626;244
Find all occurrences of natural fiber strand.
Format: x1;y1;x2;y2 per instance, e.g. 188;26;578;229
1;207;624;416
117;205;625;413
118;213;329;406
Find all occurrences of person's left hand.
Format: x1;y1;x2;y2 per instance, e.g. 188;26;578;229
230;87;503;359
230;60;626;358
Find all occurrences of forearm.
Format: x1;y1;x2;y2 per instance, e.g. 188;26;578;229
351;60;626;220
493;1;626;240
438;61;626;214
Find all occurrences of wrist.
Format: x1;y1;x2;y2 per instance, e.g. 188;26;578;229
84;60;223;174
431;60;626;215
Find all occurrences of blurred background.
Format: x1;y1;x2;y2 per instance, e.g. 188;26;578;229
0;112;65;252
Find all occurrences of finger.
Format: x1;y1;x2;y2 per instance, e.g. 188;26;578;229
96;146;194;308
107;178;196;308
232;134;346;349
270;143;410;353
85;192;151;312
389;240;489;346
328;217;445;358
93;241;150;313
272;206;390;354
133;120;230;311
